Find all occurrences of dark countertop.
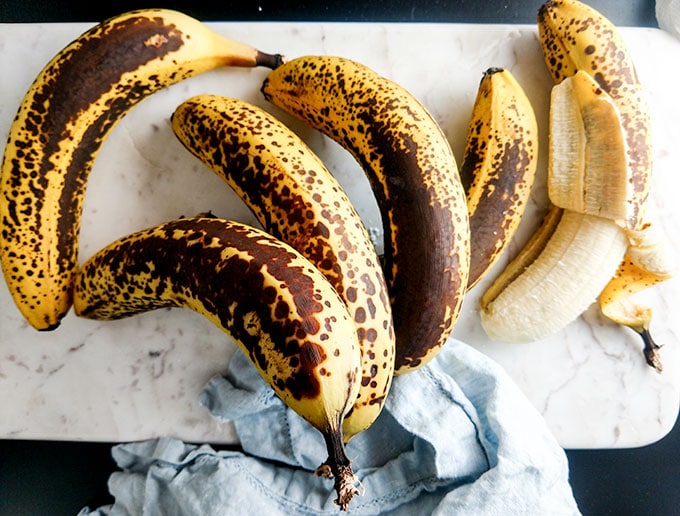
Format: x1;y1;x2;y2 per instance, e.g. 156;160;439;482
1;1;678;515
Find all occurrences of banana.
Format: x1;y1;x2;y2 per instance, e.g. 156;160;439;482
538;0;675;369
598;221;677;372
73;216;363;510
479;203;563;310
537;0;652;230
0;8;282;331
480;209;627;342
170;94;395;440
548;70;629;224
460;67;539;290
480;70;630;342
261;55;470;374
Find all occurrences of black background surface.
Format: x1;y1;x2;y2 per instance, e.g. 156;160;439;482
1;1;679;514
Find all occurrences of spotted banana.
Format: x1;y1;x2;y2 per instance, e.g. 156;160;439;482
460;67;539;289
538;0;674;369
538;0;652;231
170;94;395;439
261;55;470;374
73;216;363;510
0;8;282;331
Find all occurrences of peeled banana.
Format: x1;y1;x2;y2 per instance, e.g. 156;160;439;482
537;0;675;369
0;8;282;331
480;69;629;342
538;0;652;231
170;94;395;440
73;216;363;510
461;67;539;289
261;55;470;374
481;209;627;342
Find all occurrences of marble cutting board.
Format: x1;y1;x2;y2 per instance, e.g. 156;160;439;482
1;21;679;449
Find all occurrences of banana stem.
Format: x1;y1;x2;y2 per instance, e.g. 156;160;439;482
255;51;283;69
316;430;363;511
637;327;663;373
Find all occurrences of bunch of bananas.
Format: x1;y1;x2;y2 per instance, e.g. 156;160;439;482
0;0;673;510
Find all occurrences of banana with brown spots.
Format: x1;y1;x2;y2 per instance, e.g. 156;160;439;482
538;0;675;370
0;9;282;331
460;67;539;290
170;94;395;440
537;0;651;231
261;55;470;374
479;69;631;342
72;216;363;510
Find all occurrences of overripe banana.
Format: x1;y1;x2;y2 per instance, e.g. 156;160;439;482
538;0;675;369
0;8;282;331
170;94;395;440
73;216;363;510
538;0;652;231
460;67;539;289
261;55;470;374
480;71;630;342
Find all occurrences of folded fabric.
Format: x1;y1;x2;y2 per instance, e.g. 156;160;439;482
80;338;580;515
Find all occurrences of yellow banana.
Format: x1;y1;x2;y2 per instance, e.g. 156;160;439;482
537;0;652;230
73;216;363;510
460;67;539;289
480;70;630;341
599;221;677;372
170;94;395;440
261;55;470;374
538;0;674;369
0;8;282;331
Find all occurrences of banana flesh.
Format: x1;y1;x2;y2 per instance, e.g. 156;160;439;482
479;204;563;310
0;8;282;331
73;216;363;509
538;0;652;231
170;94;395;440
548;70;630;224
480;209;627;342
461;67;539;289
261;55;470;374
538;0;674;369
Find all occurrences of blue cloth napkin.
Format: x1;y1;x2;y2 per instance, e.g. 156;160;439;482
80;338;580;515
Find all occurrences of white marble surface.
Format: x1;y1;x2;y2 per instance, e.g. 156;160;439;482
0;21;678;448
